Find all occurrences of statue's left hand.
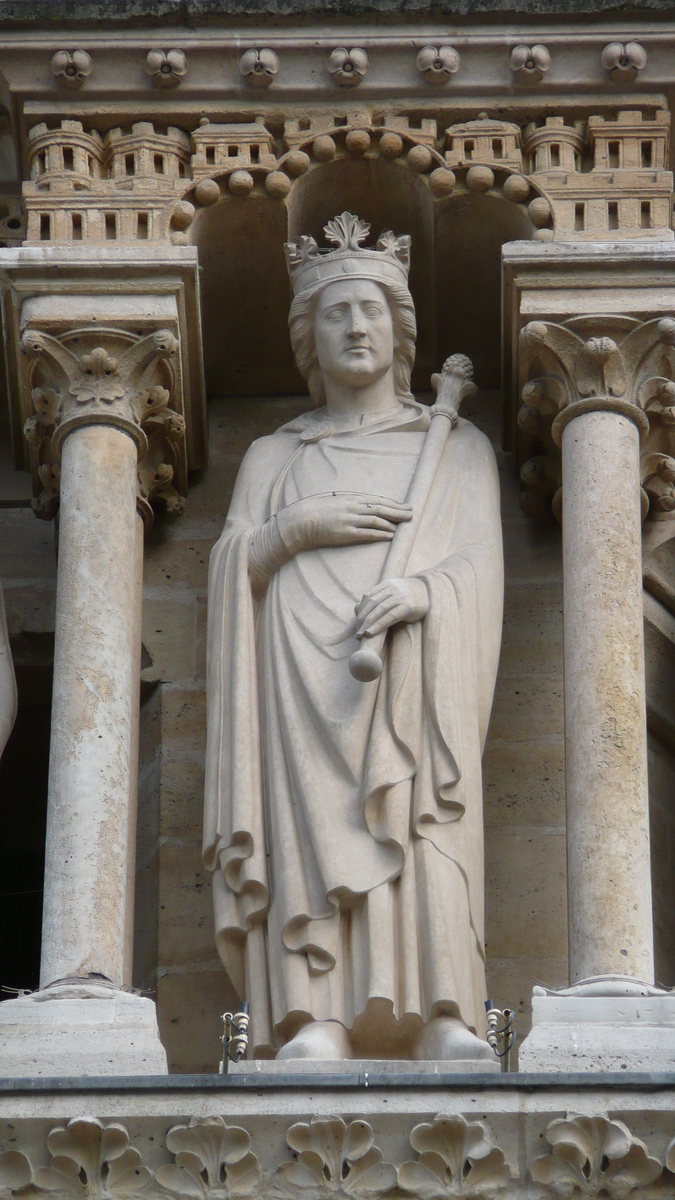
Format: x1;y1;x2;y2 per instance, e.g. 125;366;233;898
354;577;429;639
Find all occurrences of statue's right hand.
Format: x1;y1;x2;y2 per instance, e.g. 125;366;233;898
276;493;412;555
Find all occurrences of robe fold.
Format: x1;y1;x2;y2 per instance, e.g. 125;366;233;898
203;399;503;1056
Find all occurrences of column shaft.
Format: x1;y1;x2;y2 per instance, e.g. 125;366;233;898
40;424;142;989
562;410;653;984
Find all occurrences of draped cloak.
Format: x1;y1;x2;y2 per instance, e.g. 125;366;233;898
203;399;503;1056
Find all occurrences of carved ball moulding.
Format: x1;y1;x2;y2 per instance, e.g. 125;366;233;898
416;45;461;85
145;48;188;88
429;167;456;197
194;178;221;207
239;48;279;88
503;173;531;203
466;165;494;192
265;171;292;198
601;41;647;84
379;132;404;159
284;150;311;177
509;44;551;84
327;47;369;87
51;49;92;89
345;129;371;156
228;170;254;196
407;144;433;173
312;135;337;161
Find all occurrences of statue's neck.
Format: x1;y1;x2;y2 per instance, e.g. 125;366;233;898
323;367;403;429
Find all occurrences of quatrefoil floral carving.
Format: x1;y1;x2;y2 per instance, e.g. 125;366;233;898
31;1117;152;1200
398;1115;512;1199
70;348;125;405
275;1117;396;1198
155;1117;262;1198
529;1114;662;1199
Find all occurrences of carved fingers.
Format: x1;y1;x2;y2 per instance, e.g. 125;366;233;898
277;494;411;554
355;576;430;637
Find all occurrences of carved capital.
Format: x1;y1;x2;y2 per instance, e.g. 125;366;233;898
517;315;675;521
20;323;186;527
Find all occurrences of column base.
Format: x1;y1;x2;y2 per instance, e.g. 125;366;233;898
0;979;167;1076
519;975;675;1072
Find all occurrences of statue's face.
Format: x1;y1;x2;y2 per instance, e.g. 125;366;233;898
314;279;394;392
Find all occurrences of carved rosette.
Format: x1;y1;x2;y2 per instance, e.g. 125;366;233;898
21;325;186;527
517;315;675;523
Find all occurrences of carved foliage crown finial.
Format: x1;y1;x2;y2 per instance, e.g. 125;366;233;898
323;211;371;250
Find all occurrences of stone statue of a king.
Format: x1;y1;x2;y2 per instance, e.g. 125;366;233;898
204;213;504;1062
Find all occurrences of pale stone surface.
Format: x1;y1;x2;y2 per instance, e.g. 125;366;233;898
204;215;504;1061
562;412;652;984
519;989;675;1072
40;424;143;989
230;1057;499;1074
0;986;167;1076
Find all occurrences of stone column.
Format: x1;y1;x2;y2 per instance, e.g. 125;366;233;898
511;285;675;1071
559;405;651;985
40;423;145;990
0;301;190;1074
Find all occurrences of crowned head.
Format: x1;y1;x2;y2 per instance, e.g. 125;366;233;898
285;212;417;406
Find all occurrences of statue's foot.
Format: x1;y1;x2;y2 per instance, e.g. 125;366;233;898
277;1020;352;1061
413;1016;496;1062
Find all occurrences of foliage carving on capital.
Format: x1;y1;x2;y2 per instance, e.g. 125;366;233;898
274;1117;396;1198
398;1114;512;1199
20;325;186;526
517;315;675;520
530;1114;662;1199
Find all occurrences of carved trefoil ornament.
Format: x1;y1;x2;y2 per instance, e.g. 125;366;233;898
398;1115;513;1199
156;1117;262;1199
239;48;279;88
274;1117;397;1198
530;1114;662;1199
326;48;369;87
145;48;189;88
416;46;461;85
601;42;647;84
50;49;93;88
509;44;551;84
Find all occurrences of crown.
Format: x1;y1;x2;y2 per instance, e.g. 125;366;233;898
285;212;411;297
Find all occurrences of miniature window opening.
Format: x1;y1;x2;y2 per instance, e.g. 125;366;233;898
298;117;310;130
465;139;475;159
39;213;50;240
125;153;135;176
550;144;560;168
446;137;454;152
574;203;585;231
641;200;652;228
137;212;149;239
71;213;83;240
36;151;46;176
63;147;74;171
608;141;620;169
641;141;653;168
574;153;582;171
608;201;619;230
87;155;94;176
105;212;117;240
334;116;348;126
154;154;165;174
492;138;503;159
227;145;238;157
250;144;260;163
206;146;215;165
178;160;186;178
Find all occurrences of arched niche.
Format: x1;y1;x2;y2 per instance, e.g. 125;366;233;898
191;197;304;398
287;158;436;391
435;192;534;389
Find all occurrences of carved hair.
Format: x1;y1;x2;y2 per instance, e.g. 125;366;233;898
288;280;417;406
